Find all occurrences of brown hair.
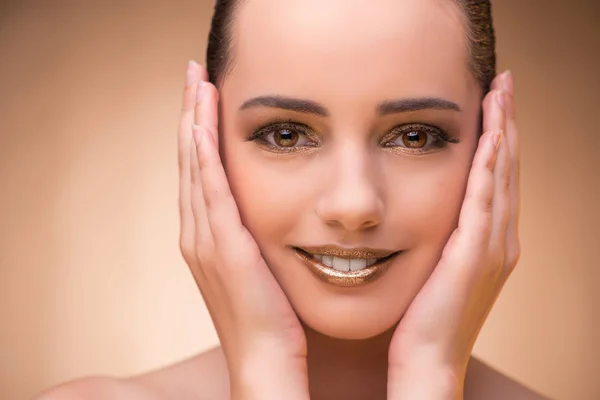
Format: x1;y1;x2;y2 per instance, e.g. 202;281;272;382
206;0;496;94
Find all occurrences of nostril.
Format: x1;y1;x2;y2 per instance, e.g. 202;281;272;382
316;199;384;231
314;168;385;231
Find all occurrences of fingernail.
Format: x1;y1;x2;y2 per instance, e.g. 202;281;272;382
495;90;506;111
186;60;198;87
502;71;515;118
192;124;202;146
493;130;503;151
196;81;205;103
502;70;514;95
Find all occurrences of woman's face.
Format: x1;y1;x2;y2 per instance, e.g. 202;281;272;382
219;0;482;339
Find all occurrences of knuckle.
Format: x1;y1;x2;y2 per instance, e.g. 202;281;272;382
204;186;230;214
504;176;511;192
483;196;494;214
203;187;218;211
179;239;196;265
505;244;521;269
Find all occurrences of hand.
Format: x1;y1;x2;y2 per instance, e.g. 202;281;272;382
387;71;520;399
177;61;309;400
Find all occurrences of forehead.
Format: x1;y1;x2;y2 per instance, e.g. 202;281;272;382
225;0;476;108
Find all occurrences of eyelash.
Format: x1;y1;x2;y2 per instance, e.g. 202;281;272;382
381;123;460;154
245;118;320;153
246;119;459;154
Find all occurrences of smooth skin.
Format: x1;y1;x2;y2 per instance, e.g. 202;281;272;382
35;0;550;398
35;66;547;400
186;66;509;400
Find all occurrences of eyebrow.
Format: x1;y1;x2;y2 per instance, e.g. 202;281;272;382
240;96;329;116
377;97;461;115
239;95;461;116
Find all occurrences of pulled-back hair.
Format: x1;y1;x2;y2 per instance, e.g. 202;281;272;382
206;0;496;94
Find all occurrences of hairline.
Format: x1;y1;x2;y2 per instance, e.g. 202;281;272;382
213;0;488;98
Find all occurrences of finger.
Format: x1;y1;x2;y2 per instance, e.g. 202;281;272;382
194;126;264;273
194;79;220;146
179;60;200;262
191;74;220;251
500;71;522;270
189;127;213;282
483;90;509;255
453;129;502;260
490;73;502;92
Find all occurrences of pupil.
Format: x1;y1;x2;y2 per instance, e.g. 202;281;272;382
407;132;419;141
403;130;426;148
276;129;298;147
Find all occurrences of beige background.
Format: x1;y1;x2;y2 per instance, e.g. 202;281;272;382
0;1;598;399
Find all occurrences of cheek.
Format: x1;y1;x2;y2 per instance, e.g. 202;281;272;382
385;155;472;251
225;144;474;253
222;145;303;250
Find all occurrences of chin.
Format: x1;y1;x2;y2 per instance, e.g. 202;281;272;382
267;249;421;341
302;316;398;340
290;291;406;340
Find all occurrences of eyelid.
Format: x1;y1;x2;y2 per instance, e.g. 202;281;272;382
246;120;460;155
380;123;459;146
246;119;321;152
247;118;313;139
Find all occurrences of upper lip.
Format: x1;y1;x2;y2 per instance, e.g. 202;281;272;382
295;245;399;259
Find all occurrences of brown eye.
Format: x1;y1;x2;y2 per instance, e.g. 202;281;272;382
384;123;449;153
401;130;428;148
253;122;318;152
274;128;299;147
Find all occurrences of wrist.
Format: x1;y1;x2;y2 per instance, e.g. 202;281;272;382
388;363;465;400
231;357;309;400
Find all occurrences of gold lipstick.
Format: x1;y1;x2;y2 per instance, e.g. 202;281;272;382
293;246;399;287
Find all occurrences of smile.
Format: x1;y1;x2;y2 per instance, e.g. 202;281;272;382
293;246;400;287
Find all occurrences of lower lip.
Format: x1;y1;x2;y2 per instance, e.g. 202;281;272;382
293;249;397;288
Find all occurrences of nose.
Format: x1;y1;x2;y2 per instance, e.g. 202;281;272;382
316;147;384;232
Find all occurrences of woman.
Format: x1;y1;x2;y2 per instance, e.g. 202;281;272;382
38;0;547;399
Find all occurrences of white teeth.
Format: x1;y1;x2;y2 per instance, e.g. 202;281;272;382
332;256;351;272
311;254;378;271
350;258;367;271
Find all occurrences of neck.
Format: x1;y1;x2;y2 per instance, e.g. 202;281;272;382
304;323;396;400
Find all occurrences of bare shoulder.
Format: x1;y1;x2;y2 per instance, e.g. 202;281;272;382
134;346;229;400
465;356;550;400
33;376;160;400
35;351;549;400
34;347;229;400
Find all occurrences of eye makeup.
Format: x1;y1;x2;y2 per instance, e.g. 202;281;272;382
244;116;461;155
244;117;321;154
380;123;460;155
